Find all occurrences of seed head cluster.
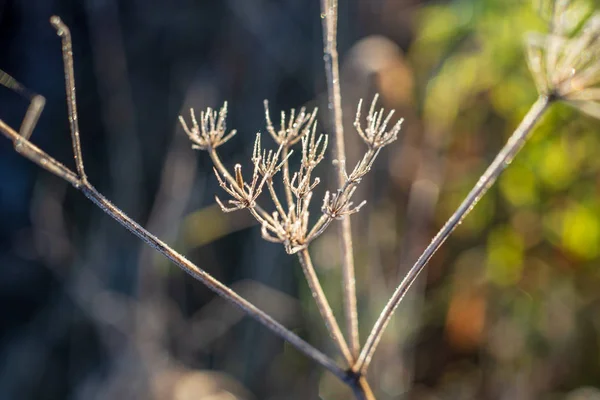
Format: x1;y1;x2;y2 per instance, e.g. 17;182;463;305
179;97;402;254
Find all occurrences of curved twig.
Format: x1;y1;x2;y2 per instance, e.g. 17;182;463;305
356;95;552;374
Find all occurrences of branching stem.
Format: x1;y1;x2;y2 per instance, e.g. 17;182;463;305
282;146;294;208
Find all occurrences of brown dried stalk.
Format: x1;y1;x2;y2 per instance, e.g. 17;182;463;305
320;0;361;361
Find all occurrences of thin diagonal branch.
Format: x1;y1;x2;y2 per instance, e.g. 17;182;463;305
80;185;348;380
0;119;80;186
320;0;359;359
355;95;552;375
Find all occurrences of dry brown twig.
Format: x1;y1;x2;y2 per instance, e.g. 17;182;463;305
320;0;363;364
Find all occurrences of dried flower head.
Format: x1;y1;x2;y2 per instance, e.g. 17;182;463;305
180;97;402;256
300;122;328;169
526;0;600;118
179;102;237;150
354;94;403;149
213;161;265;212
289;167;321;199
264;100;318;147
261;193;313;254
252;133;291;178
321;187;367;220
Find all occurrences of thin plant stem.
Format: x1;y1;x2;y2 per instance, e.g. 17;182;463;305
282;146;295;208
356;95;552;374
51;16;87;183
297;248;354;366
353;376;376;400
320;0;359;359
80;186;350;378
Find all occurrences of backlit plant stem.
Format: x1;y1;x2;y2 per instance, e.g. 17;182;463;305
356;95;552;374
298;249;354;365
321;0;360;360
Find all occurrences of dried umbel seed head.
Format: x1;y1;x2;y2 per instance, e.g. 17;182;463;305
261;193;313;254
288;167;321;199
182;97;402;255
252;133;291;179
526;1;600;118
264;100;318;147
321;187;367;220
354;94;403;150
213;162;266;212
300;122;328;169
179;102;237;150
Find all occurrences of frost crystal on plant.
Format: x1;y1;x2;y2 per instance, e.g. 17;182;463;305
179;102;237;150
354;94;403;149
179;96;402;256
264;100;318;147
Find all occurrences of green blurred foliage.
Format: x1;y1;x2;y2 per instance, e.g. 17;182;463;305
386;0;600;397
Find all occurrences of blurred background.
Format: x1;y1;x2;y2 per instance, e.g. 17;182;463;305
2;0;600;399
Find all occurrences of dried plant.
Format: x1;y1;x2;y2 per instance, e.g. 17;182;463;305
179;103;237;150
179;89;400;382
1;1;598;399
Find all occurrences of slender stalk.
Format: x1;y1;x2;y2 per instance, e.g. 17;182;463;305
267;178;287;219
82;186;348;376
0;119;80;186
356;95;552;374
353;376;376;400
320;0;359;358
297;249;354;366
51;16;87;183
282;146;295;208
